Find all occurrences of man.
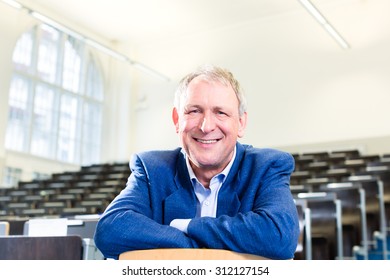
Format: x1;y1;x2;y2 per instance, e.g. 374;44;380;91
94;65;299;260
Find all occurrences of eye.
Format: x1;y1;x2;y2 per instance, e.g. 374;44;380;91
185;108;200;114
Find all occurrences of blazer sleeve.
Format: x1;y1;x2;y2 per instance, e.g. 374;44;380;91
186;151;299;260
94;154;198;259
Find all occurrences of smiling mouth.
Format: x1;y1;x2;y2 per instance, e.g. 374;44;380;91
195;138;219;144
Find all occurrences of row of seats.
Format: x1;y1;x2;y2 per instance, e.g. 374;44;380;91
291;150;390;260
0;216;103;260
0;162;130;218
0;162;130;259
1;151;390;260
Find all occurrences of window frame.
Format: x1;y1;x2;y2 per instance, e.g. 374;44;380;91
5;24;104;166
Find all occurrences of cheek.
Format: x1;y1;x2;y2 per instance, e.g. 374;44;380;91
222;121;241;137
179;118;198;132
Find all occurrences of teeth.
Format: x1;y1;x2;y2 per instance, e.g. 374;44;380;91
197;139;217;144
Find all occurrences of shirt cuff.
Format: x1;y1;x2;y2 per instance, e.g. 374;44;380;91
170;219;191;234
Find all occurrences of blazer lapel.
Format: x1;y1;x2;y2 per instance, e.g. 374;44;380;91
216;142;245;216
216;188;241;216
163;151;197;225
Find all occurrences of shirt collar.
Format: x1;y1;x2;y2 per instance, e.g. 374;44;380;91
185;146;237;185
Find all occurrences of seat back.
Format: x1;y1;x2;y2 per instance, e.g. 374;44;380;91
294;192;343;260
0;235;83;260
0;222;10;236
319;182;368;258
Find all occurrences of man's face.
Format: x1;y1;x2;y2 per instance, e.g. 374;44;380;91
172;76;247;175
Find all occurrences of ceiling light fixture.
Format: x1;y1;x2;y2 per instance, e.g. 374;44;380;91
2;0;22;9
1;0;170;81
298;0;350;49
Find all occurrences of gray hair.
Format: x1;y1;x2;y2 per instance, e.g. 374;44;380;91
174;65;247;116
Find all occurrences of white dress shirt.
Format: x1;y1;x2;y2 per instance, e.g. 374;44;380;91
170;147;236;233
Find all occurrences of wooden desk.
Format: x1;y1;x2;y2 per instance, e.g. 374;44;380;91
119;248;268;260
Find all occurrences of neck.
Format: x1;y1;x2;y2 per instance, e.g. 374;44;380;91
190;163;226;189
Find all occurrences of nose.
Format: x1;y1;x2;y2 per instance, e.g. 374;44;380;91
200;112;216;133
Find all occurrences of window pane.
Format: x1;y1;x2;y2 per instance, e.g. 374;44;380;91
57;94;79;163
32;172;50;181
5;75;31;151
62;37;81;93
12;29;34;72
37;24;59;83
2;167;22;188
7;24;104;165
85;57;104;101
82;102;102;165
30;83;57;157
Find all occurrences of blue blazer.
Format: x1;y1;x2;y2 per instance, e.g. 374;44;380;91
94;142;299;259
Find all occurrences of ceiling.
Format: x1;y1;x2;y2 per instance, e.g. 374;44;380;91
18;0;310;44
10;0;390;81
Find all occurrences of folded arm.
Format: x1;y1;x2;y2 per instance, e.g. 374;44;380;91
94;157;198;260
175;152;300;260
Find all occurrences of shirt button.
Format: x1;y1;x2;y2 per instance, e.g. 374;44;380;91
204;200;210;206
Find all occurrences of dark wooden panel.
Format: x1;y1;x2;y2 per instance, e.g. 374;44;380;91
0;235;83;260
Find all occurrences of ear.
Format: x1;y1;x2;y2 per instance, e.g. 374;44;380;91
237;112;247;138
172;107;180;133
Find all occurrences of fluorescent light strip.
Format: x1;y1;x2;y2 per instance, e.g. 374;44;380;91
1;0;170;81
298;0;350;49
84;38;130;63
323;23;350;49
1;0;22;9
30;11;85;41
133;62;171;80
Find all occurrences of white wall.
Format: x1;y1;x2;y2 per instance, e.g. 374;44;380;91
131;1;390;155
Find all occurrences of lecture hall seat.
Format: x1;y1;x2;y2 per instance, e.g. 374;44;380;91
0;222;10;236
0;235;83;260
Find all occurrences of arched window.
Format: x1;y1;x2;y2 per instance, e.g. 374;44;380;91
5;24;104;165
